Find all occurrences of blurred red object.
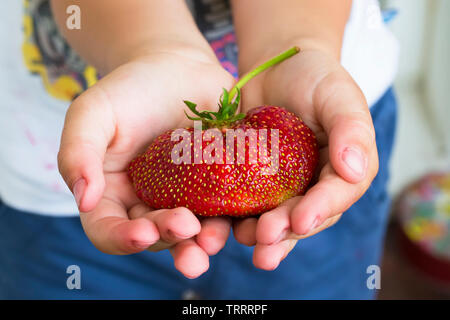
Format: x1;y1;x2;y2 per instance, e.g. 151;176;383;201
395;172;450;286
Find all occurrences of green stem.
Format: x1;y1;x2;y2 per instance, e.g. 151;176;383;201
228;46;300;103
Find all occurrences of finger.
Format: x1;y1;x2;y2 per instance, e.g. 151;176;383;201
292;214;342;240
170;239;210;279
196;217;232;256
255;197;298;245
79;173;159;254
256;201;342;246
233;217;258;246
290;163;364;235
313;72;378;184
128;204;174;252
253;239;296;271
80;199;159;255
129;205;201;250
58;88;116;212
127;202;153;220
151;207;201;243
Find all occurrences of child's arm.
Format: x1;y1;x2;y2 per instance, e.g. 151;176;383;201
51;0;216;74
52;0;234;278
231;0;379;270
232;0;351;69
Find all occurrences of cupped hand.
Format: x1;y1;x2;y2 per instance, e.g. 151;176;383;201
233;47;379;270
58;49;235;278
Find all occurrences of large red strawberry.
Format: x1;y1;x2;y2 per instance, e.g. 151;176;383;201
128;47;319;217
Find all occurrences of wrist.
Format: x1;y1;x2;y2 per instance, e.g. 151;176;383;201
105;36;219;74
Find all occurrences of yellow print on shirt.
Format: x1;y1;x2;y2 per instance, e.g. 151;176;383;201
22;0;98;101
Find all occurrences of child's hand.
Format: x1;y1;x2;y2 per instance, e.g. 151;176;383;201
233;47;379;270
58;49;235;279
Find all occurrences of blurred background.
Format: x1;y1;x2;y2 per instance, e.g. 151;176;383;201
378;0;450;299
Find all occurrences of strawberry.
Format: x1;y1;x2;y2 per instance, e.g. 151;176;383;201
128;47;319;217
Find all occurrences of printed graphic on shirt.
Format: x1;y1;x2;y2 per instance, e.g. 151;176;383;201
188;0;238;77
209;32;238;78
21;0;238;102
22;0;98;101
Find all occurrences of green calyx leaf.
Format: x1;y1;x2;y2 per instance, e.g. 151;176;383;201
183;46;300;129
183;87;245;129
183;100;214;120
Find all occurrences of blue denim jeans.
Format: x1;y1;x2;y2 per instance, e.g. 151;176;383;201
0;88;397;299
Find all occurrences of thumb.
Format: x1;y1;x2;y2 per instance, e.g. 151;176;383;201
315;71;378;184
58;88;115;212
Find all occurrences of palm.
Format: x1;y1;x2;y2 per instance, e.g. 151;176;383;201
100;54;235;171
232;49;378;270
238;50;342;207
98;55;234;206
61;52;235;277
240;50;339;141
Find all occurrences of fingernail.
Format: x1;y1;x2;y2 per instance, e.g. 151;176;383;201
132;240;152;249
73;178;86;208
271;228;289;245
342;147;366;178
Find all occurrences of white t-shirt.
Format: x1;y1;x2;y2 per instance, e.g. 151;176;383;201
0;0;398;216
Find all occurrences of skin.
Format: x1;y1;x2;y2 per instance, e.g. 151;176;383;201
231;0;378;270
53;0;378;277
52;0;234;279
